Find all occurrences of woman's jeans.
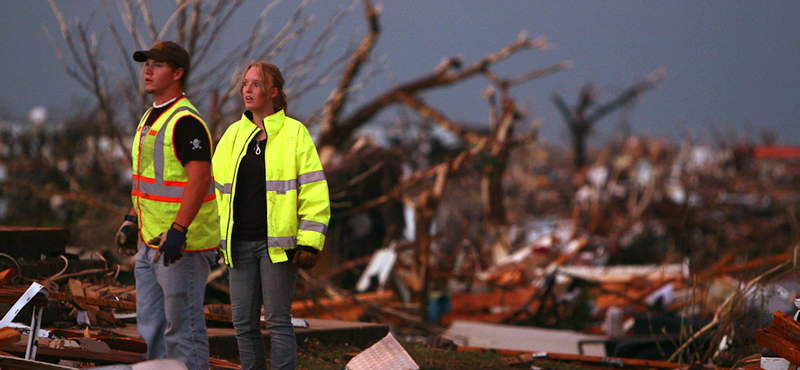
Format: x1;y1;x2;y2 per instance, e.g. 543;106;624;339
230;240;298;370
134;245;216;370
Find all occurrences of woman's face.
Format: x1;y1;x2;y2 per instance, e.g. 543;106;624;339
242;67;274;115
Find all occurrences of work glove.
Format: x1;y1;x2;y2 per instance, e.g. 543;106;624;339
292;245;319;269
115;215;139;256
148;222;187;267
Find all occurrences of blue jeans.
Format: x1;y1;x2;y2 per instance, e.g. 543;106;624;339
135;245;216;370
229;240;298;370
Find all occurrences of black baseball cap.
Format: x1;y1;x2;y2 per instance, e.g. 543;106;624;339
133;41;190;76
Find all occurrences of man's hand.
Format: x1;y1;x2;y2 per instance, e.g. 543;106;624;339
292;246;319;269
148;222;187;267
115;215;139;256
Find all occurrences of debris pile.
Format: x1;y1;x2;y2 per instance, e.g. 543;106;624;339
3;138;800;369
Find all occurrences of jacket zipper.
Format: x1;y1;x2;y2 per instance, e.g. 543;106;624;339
264;132;272;244
225;126;258;264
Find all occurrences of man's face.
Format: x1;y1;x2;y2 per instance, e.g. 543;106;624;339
143;59;180;95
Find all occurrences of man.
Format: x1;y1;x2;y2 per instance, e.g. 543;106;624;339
114;41;219;370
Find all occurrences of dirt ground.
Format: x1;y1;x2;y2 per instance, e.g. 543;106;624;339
293;338;602;370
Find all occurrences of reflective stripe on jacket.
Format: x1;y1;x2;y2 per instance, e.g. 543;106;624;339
213;109;330;266
131;97;220;251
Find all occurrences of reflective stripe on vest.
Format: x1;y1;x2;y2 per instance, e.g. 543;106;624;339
132;107;215;202
132;99;220;251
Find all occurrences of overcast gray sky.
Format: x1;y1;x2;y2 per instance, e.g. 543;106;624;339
1;1;798;146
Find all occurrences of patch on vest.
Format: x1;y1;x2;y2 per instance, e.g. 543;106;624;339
140;125;150;146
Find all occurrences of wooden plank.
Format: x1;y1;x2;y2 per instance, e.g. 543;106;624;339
68;298;125;327
0;269;16;284
755;328;800;366
764;322;800;349
0;344;143;365
731;364;767;370
49;329;147;354
773;310;800;344
291;291;395;318
0;290;49;307
67;279;84;297
713;253;791;276
47;291;136;311
457;346;724;370
0;328;20;347
209;357;241;370
754;146;800;159
543;351;692;369
695;253;735;280
0;356;77;370
446;286;538;313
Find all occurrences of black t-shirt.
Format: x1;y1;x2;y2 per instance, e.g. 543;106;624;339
140;99;211;164
232;136;268;240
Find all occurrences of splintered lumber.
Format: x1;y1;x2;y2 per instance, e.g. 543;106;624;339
709;253;792;277
755;310;800;366
0;269;16;284
731;364;766;370
458;346;721;370
754;146;800;159
209;357;242;370
2;289;137;311
49;329;147;354
443;286;538;324
208;290;394;326
11;289;211;326
51;268;117;282
52;292;134;310
755;328;800;366
695;253;736;280
538;351;706;370
67;279;85;297
593;280;688;316
0;343;143;365
769;311;800;346
0;328;20;347
291;290;395;320
555;263;686;284
68;297;125;327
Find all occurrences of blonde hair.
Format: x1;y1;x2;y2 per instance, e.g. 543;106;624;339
240;61;288;112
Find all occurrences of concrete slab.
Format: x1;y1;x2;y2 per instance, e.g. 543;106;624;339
443;320;608;356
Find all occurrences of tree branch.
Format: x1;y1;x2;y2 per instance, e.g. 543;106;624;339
321;0;380;141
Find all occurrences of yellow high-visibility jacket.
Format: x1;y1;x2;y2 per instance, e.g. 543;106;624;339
213;109;330;266
131;97;220;251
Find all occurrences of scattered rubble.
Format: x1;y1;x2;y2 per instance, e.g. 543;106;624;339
3;138;800;369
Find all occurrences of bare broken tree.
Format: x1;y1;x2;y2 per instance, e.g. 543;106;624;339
335;57;568;320
46;0;357;153
306;4;571;320
317;22;567;163
46;0;573;326
552;69;665;169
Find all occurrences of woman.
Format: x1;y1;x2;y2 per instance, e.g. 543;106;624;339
213;61;330;370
